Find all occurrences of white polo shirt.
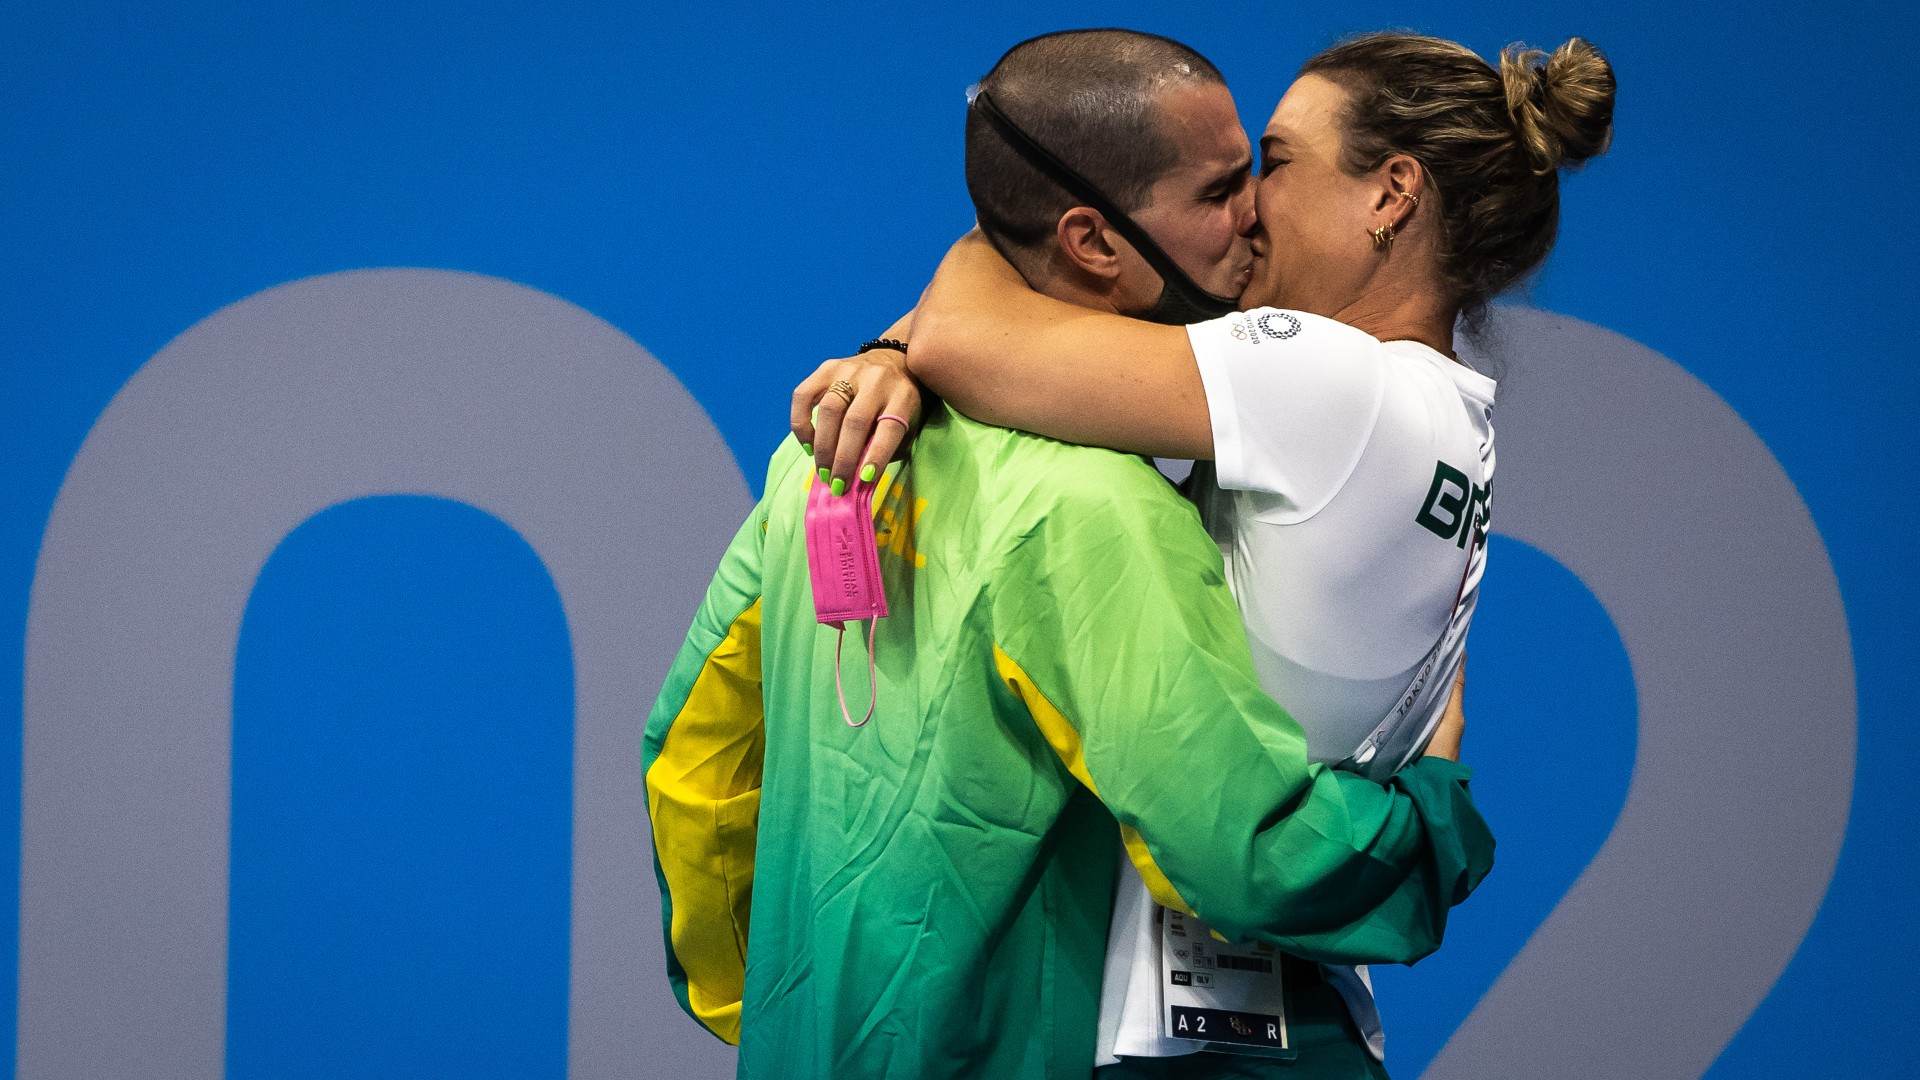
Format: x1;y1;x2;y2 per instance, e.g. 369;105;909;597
1095;308;1496;1067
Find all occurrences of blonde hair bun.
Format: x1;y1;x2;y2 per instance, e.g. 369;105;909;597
1501;38;1616;174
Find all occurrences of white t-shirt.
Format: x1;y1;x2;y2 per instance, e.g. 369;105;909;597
1095;308;1497;1067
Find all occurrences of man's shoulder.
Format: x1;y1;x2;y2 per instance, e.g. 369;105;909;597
754;436;813;510
932;408;1186;510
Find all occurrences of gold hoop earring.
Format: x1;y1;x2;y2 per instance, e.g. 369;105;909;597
1370;225;1395;252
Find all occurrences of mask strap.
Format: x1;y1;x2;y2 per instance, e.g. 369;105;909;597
833;620;880;728
969;87;1238;317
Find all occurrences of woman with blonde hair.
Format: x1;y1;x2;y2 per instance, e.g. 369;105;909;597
799;31;1615;1079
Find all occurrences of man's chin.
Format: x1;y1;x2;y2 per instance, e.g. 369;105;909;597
1236;283;1276;312
1212;263;1257;309
1225;271;1254;304
1236;266;1297;311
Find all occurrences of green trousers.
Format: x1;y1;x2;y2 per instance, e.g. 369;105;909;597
1094;956;1390;1080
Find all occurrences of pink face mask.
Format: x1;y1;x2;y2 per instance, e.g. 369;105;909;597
804;476;889;727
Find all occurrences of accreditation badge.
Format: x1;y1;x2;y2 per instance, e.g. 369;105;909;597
1158;905;1295;1058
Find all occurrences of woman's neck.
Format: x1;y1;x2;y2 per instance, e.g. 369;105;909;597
1331;276;1458;359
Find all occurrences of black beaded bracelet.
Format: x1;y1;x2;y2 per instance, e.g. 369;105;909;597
857;337;909;355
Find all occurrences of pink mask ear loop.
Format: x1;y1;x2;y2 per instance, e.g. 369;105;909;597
834;619;880;728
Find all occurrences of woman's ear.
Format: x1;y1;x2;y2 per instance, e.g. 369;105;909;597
1377;154;1426;230
1055;206;1125;281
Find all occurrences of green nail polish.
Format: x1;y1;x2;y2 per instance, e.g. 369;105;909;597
819;467;830;483
860;463;876;483
831;477;846;496
803;442;812;455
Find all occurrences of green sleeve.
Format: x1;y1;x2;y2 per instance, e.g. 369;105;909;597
640;445;792;1044
987;459;1493;965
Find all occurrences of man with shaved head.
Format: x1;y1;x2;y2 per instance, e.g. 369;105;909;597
961;28;1254;323
644;29;1493;1079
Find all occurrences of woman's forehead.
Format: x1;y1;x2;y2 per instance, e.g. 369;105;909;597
1265;74;1347;140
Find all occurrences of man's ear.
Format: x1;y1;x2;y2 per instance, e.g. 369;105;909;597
1054;206;1126;281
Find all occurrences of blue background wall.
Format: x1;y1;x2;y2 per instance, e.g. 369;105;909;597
4;2;1914;1077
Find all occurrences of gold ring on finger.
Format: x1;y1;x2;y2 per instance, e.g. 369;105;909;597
827;378;856;405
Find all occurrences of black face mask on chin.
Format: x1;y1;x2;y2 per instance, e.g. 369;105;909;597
970;88;1241;326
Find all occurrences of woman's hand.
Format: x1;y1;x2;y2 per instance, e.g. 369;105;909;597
790;344;923;493
1424;660;1468;762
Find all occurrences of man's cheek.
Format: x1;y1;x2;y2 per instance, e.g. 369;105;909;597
1207;204;1241;257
